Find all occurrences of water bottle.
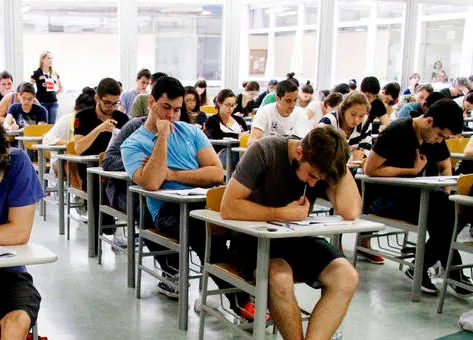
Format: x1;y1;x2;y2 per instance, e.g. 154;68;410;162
331;327;343;340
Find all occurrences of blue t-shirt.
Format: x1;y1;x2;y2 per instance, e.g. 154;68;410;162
7;103;48;127
121;121;211;219
0;148;45;271
120;89;139;115
398;102;420;119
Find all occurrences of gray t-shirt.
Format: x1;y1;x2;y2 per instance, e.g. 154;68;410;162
232;136;327;207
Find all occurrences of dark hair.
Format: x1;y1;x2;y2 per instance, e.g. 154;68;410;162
150;72;168;88
75;87;96;111
360;76;380;95
0;71;13;81
416;83;434;94
0;125;11;174
268;79;278;86
151;76;185;101
331;83;350;95
276;79;299;98
469;75;473;83
409;73;420;80
184;86;201;113
215;89;235;111
286;72;299;87
434;60;443;69
302;81;314;94
319;89;330;100
300;126;349;184
424;92;445;109
323;92;343;109
348;79;357;90
244;81;260;92
383;82;401;101
423;98;463;134
96;78;121;97
19;82;35;96
337;91;370;130
137;68;151;80
465;91;473;105
194;79;208;105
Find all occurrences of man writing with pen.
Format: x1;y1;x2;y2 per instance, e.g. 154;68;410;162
221;126;362;340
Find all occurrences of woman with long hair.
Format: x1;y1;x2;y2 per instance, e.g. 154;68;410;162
184;86;207;129
194;79;209;106
30;51;63;124
234;81;260;117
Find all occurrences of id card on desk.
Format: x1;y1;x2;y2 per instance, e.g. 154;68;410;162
0;246;17;257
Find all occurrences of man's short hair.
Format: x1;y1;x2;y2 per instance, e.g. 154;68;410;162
268;79;278;86
423;98;463;134
150;72;168;88
276;79;298;98
453;77;473;92
151;76;185;101
424;92;445;109
416;83;434;94
300;126;349;184
18;82;35;96
0;71;13;81
383;82;401;101
96;78;121;98
331;83;350;95
360;76;380;95
137;68;151;80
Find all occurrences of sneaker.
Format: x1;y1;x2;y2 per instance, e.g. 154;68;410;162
193;297;221;314
112;228;127;249
156;273;179;300
239;301;270;322
449;272;473;297
358;250;385;264
70;209;88;223
405;267;438;295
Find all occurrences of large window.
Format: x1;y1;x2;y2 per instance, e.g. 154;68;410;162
21;0;119;92
137;3;223;85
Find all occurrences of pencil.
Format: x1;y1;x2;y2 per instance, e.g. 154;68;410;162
302;184;307;197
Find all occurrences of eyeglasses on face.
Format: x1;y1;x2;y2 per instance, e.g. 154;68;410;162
101;98;121;107
222;103;237;109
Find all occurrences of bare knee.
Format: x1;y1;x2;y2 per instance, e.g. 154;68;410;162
320;258;359;296
269;258;294;297
1;310;31;339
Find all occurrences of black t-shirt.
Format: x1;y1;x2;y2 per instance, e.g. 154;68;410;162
368;98;387;121
74;107;129;155
372;117;450;177
31;68;59;103
233;136;327;207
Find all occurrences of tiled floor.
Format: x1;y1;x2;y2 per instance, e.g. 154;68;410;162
26;206;473;339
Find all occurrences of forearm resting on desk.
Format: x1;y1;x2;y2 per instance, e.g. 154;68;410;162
0;205;35;245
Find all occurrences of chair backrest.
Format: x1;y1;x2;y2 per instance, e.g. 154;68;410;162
66;141;76;155
23;124;53;150
200;105;218;115
447;137;470;168
239;133;249;148
98;151;106;166
206;186;228;235
457;174;473;195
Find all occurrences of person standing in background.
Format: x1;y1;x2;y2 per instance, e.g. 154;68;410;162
432;60;448;83
118;68;151;115
30;51;63;124
194;79;210;106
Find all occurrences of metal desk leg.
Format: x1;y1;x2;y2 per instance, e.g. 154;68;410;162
178;203;190;330
254;237;270;339
412;189;430;302
38;149;45;218
58;157;65;235
127;183;136;288
87;169;98;257
226;144;233;183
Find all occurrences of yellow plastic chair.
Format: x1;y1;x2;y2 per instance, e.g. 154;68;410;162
200;105;218;115
23;124;53;151
446;137;469;169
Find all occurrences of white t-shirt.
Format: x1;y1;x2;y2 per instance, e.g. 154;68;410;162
293;101;323;138
252;102;301;137
42;112;75;165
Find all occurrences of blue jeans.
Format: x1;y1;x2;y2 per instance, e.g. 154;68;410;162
41;102;59;124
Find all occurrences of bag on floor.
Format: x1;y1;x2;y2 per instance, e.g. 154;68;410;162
458;309;473;332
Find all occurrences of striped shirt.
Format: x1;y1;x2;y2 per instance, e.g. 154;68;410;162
318;111;372;156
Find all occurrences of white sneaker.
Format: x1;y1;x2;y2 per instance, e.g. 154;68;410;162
194;297;223;315
112;228;127;248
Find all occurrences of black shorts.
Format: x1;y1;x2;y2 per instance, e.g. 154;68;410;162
0;269;41;325
232;235;344;284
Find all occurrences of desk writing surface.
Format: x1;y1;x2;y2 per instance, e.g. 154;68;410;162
209;139;240;146
449;194;473;206
15;136;43;142
0;244;57;268
450;153;473;161
87;167;130;180
356;174;458;188
57;154;99;163
129;185;207;203
190;210;384;239
32;144;66;151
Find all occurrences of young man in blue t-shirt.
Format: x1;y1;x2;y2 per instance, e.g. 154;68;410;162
3;82;47;131
0;126;44;339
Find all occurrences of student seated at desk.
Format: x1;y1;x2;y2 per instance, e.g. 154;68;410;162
0;126;44;340
204;89;248;169
3;82;47;132
364;98;473;295
121;76;253;317
221;127;361;340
